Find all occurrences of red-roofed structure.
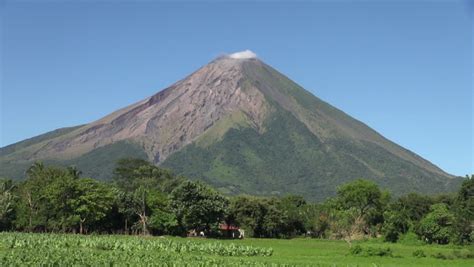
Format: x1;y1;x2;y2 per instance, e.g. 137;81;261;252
219;223;244;239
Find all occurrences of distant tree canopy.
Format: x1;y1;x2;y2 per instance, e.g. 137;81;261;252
336;179;384;218
0;160;471;246
113;158;180;193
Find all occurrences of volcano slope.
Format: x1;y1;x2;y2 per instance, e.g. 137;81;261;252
0;53;462;200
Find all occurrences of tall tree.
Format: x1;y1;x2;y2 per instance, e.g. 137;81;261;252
113;158;176;192
0;179;15;230
16;162;58;231
381;208;410;242
336;179;383;219
329;208;361;247
43;171;77;231
116;191;137;234
395;193;433;222
132;186;149;235
277;195;307;237
228;196;288;238
452;176;473;244
416;203;455;244
69;178;115;234
227;196;264;237
170;181;228;235
113;159;180;235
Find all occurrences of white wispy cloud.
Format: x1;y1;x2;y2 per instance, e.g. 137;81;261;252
229;50;257;59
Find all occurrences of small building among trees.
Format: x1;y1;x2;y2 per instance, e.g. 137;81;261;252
219;223;244;239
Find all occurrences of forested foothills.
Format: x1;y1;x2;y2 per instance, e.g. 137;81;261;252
0;159;472;246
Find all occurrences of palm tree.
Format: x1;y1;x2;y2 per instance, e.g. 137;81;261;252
67;166;82;179
26;161;45;179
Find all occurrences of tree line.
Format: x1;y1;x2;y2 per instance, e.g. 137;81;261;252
0;159;472;245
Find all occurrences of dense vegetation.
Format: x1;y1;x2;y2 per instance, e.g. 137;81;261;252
0;159;472;248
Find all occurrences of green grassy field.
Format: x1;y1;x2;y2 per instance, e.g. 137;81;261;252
0;232;472;266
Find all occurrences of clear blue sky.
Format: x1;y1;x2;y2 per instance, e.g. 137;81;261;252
1;1;472;176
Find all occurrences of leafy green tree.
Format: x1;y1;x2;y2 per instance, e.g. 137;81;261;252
170;181;228;235
302;203;330;238
329;208;361;247
115;191;137;233
43;170;78;231
227;196;263;237
417;203;455;244
15;163;114;233
336;179;383;219
227;196;288;238
131;186;150;235
336;179;386;235
146;189;177;235
117;187;169;235
15;163;65;231
277;195;307;237
20;162;48;230
382;209;410;242
69;178;115;234
148;209;178;235
452;176;473;244
113;159;181;235
0;178;15;230
261;200;287;238
26;162;45;179
113;158;178;193
395;193;433;222
113;158;151;192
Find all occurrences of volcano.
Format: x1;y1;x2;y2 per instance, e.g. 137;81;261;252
0;51;461;200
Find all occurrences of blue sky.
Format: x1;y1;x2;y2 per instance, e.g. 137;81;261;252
1;1;472;176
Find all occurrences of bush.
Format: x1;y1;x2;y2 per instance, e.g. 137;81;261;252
412;249;426;258
365;247;393;257
452;250;474;259
398;231;423;245
430;250;474;260
349;245;363;255
431;252;452;260
349;245;393;257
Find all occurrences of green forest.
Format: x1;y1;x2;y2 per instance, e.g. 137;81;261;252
0;158;472;248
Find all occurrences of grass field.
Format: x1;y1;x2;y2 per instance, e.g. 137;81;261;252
0;232;473;266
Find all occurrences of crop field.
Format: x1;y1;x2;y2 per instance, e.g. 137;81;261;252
0;232;472;266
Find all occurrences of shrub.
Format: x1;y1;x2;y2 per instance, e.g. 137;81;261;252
431;252;453;260
398;231;423;245
452;250;474;259
365;247;393;257
349;245;393;257
412;249;426;258
349;245;363;255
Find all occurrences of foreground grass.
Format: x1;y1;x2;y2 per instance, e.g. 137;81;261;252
0;232;472;266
